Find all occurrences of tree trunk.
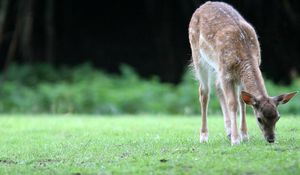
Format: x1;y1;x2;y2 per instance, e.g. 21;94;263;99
0;0;9;46
19;0;34;61
45;0;55;63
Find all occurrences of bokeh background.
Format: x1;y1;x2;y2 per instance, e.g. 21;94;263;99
0;0;299;114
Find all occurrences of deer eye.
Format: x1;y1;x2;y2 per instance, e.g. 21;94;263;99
253;103;259;108
257;118;263;124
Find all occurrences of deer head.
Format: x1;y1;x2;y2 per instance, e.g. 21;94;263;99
241;91;297;143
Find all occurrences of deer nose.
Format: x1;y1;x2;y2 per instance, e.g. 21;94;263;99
266;136;275;143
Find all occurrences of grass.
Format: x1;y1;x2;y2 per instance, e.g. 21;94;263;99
0;115;299;175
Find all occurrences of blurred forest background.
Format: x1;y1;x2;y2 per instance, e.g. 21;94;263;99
0;0;299;114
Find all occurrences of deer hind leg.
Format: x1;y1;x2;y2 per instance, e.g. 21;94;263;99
220;78;240;145
239;95;249;141
196;60;211;143
215;80;231;139
191;50;210;143
198;80;210;143
190;30;211;143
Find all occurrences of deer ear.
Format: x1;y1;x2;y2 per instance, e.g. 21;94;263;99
273;91;298;105
241;91;256;106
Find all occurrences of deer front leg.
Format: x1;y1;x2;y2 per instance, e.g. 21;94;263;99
239;96;249;141
199;84;209;143
221;79;240;145
215;80;231;138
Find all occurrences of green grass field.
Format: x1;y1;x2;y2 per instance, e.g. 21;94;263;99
0;115;299;175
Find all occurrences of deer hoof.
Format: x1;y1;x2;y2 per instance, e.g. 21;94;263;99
200;132;208;143
240;132;249;142
231;137;240;145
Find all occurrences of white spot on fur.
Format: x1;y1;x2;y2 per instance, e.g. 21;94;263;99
235;57;241;64
240;33;245;40
189;28;196;34
192;18;198;23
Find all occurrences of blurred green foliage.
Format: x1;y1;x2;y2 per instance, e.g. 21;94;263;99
0;63;299;115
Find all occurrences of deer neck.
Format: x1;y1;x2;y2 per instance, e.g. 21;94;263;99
240;61;268;98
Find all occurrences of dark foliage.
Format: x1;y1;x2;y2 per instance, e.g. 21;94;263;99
0;64;299;114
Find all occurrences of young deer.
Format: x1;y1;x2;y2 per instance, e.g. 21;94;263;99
189;2;297;145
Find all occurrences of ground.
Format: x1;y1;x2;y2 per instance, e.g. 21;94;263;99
0;115;299;175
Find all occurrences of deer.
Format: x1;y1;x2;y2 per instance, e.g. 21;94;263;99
188;1;297;145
